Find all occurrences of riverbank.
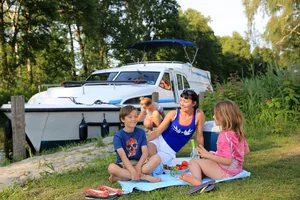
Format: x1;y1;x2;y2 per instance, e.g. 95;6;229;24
0;137;114;192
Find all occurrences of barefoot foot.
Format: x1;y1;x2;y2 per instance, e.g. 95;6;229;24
108;174;125;183
179;173;201;186
141;174;161;183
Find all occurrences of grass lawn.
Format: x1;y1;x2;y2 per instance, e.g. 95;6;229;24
0;129;300;200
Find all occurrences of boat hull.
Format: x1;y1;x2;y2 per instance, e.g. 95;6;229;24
0;104;178;152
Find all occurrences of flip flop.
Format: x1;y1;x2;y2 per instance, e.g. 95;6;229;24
188;180;215;194
99;185;128;196
199;184;215;193
84;188;117;199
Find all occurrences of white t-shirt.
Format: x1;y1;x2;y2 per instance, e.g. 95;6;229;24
141;102;163;115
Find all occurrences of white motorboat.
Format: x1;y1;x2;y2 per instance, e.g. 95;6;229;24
0;39;212;152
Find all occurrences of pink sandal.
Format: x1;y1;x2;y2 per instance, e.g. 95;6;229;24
99;185;128;196
84;188;117;199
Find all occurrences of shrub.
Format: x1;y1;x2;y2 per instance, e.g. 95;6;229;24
200;65;300;135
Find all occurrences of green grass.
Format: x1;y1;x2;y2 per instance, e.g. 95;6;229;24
1;124;299;200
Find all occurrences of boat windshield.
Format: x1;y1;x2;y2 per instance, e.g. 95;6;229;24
114;71;160;85
86;72;118;81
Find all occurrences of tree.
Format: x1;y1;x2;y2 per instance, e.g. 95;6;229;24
177;9;223;80
219;32;251;78
110;0;181;66
242;0;300;68
0;1;9;88
251;46;277;76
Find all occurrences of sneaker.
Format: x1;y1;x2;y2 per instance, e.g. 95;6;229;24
84;188;117;199
99;185;128;196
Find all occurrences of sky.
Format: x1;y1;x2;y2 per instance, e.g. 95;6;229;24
176;0;267;38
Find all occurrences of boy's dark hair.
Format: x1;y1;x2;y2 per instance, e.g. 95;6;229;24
119;105;137;122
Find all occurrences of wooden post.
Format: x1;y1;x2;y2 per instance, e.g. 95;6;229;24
152;92;159;103
199;92;205;102
11;96;26;160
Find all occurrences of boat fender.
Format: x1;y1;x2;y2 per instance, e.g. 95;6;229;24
5;120;12;139
101;113;109;137
79;114;88;141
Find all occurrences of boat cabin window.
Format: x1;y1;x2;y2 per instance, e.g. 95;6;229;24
86;72;118;81
176;74;190;90
183;76;190;89
159;73;171;90
177;74;183;90
115;71;159;85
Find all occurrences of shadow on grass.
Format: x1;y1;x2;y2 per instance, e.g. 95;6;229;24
248;140;281;152
243;154;300;199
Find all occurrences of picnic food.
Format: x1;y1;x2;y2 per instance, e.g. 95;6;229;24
163;160;189;177
163;160;189;170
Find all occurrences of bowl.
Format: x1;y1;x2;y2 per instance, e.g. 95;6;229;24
162;167;189;175
162;157;191;175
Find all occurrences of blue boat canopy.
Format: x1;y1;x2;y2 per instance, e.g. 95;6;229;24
128;39;198;51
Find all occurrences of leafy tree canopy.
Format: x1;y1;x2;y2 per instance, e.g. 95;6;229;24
242;0;299;68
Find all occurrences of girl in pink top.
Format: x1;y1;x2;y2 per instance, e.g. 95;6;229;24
180;100;250;186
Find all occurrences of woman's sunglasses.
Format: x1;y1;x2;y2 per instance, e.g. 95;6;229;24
182;89;196;96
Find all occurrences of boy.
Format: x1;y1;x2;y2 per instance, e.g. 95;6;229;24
108;105;161;183
138;97;165;132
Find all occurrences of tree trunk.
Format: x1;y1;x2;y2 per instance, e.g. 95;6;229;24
24;7;33;85
27;58;33;84
75;23;87;78
0;1;9;88
68;23;77;80
7;1;21;86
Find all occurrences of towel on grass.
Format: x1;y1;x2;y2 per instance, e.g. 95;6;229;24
118;157;251;193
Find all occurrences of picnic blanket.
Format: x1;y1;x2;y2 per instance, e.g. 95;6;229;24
118;157;251;193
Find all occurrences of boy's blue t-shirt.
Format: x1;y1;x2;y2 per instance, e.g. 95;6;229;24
113;127;147;163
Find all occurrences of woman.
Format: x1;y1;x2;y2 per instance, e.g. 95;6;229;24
147;90;205;163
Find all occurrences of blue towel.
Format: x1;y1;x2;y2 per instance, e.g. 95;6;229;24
118;157;251;193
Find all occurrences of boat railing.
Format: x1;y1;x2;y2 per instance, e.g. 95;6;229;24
38;84;61;93
81;80;149;94
125;61;184;65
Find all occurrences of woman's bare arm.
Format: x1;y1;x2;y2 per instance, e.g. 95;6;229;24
147;110;176;142
195;110;205;147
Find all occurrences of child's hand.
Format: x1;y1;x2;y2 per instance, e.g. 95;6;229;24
196;145;211;159
131;170;140;181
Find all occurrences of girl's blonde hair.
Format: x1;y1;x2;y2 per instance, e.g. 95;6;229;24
139;97;152;107
214;100;246;142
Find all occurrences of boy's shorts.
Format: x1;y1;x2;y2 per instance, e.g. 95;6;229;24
149;135;176;164
116;159;148;169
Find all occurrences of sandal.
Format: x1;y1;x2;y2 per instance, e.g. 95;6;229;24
188;180;215;194
84;188;117;199
99;185;128;196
